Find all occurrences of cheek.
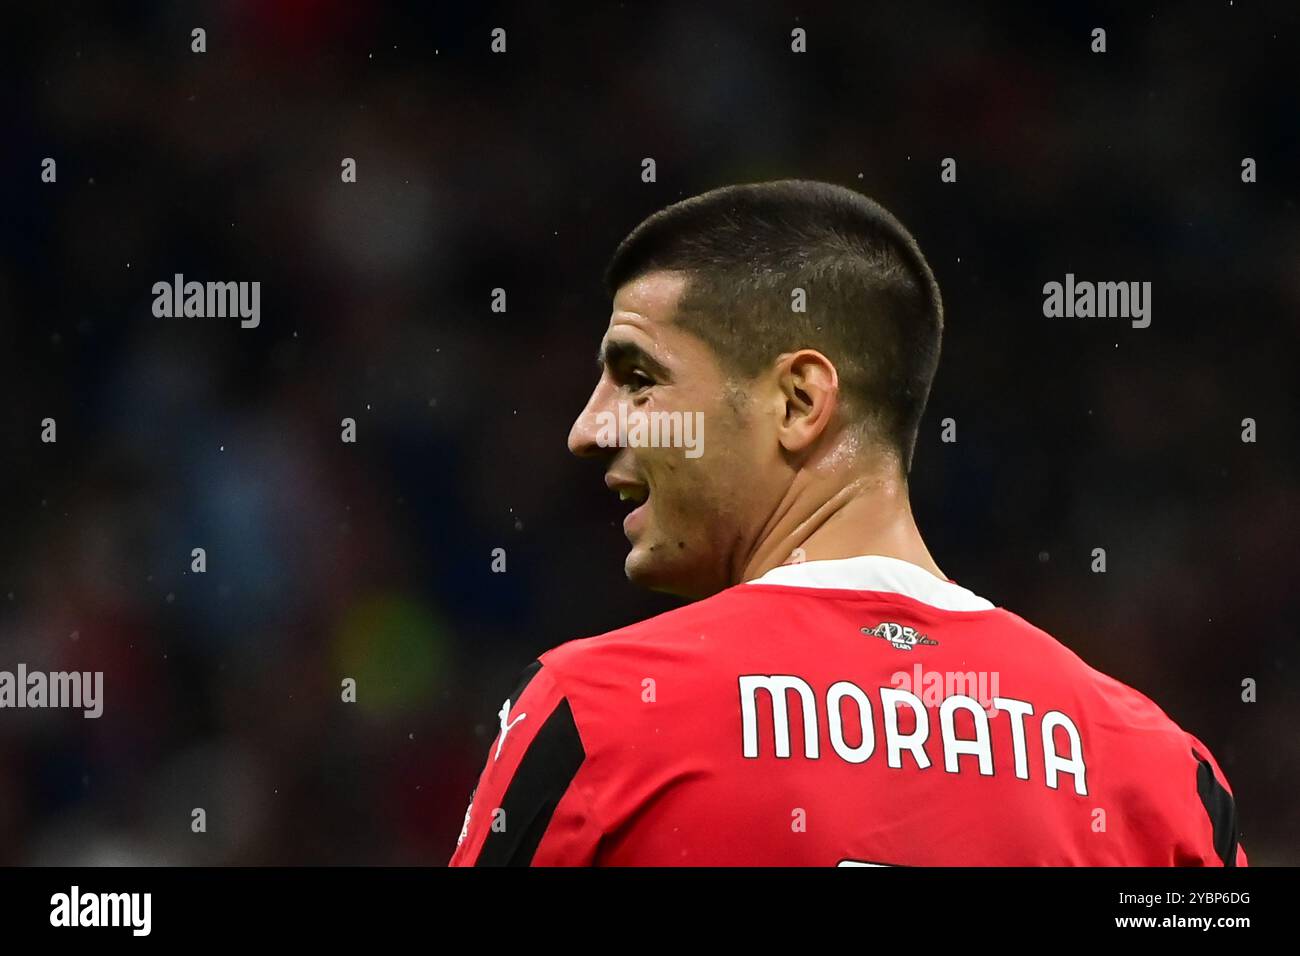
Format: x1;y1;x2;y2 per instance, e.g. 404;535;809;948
645;401;758;522
656;448;742;528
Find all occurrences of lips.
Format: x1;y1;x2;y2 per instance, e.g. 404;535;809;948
614;485;648;505
605;475;650;536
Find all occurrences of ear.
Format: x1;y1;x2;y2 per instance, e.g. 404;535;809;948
774;350;840;454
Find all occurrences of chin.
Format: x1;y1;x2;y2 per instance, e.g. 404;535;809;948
624;545;719;599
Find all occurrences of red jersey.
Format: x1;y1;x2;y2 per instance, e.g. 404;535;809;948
449;555;1245;866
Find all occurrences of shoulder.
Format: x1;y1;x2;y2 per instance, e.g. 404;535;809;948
531;586;761;741
995;608;1246;864
991;606;1196;728
541;584;760;673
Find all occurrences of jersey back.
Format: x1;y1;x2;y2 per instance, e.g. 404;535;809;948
450;556;1244;867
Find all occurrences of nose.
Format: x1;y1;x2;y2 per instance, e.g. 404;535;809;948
567;379;614;459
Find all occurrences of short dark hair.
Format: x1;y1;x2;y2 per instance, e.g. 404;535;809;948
604;179;943;472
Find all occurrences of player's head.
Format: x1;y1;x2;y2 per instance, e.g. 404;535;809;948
568;179;943;598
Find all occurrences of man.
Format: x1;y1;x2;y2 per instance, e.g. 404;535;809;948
449;180;1245;866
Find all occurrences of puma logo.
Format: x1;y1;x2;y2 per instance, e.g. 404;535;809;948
495;699;527;760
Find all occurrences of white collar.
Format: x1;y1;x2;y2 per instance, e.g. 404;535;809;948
746;554;995;612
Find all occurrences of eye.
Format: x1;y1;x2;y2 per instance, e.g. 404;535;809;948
626;370;654;392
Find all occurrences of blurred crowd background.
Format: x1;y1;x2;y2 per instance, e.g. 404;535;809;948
2;2;1296;865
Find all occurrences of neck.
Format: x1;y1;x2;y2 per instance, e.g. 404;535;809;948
737;454;943;585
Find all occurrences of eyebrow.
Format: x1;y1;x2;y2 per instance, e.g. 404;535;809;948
596;339;671;379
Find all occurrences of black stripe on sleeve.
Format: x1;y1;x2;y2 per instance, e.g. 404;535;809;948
505;660;543;705
475;696;587;867
1194;751;1239;867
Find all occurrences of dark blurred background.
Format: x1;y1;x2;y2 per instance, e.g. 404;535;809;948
2;2;1296;864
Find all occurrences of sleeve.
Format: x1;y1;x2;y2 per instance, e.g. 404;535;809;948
448;660;604;866
1186;735;1248;867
